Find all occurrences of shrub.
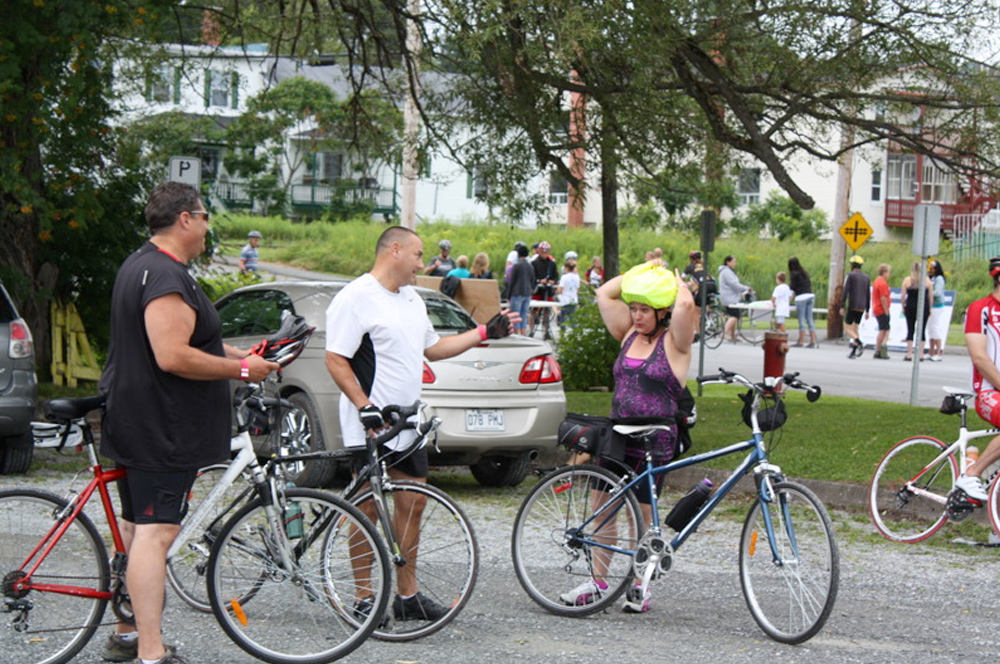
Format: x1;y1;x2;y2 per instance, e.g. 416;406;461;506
196;270;268;302
555;296;620;391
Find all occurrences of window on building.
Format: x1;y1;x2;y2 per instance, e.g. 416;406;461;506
200;148;220;179
205;70;239;109
147;65;173;103
737;168;761;206
871;168;882;202
886;152;917;200
549;170;569;205
921;159;957;204
466;168;488;199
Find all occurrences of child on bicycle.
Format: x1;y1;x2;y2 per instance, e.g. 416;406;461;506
958;256;1000;501
560;260;695;613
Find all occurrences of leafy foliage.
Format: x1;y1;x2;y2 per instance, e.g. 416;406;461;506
729;192;829;241
0;0;181;367
553;296;620;391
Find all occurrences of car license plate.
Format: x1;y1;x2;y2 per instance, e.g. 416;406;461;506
465;409;505;432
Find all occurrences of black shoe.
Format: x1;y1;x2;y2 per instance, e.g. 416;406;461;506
854;340;864;358
847;342;857;359
392;592;450;621
354;596;392;628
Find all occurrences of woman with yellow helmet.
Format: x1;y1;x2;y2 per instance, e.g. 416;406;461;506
558;260;695;614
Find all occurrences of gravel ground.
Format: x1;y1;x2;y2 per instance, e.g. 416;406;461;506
4;455;1000;664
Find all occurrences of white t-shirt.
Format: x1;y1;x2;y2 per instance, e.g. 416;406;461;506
325;273;440;449
772;283;792;318
559;272;580;306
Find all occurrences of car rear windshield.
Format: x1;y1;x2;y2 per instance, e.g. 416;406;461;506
425;297;476;333
0;286;17;324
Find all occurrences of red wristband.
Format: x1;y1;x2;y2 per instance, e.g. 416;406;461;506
239;357;250;381
478;324;487;341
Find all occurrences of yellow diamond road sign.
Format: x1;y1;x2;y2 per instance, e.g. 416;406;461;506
840;213;872;252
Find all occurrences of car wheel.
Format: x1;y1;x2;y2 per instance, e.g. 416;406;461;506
275;392;336;487
469;453;533;487
0;431;33;474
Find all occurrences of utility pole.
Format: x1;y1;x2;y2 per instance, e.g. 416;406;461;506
399;0;421;230
827;122;854;340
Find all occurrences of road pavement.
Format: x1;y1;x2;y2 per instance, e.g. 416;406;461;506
691;333;969;408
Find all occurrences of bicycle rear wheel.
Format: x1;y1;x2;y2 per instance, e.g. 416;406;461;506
347;481;478;641
511;464;641;616
167;464;251;612
702;309;725;349
869;436;954;543
0;489;110;664
207;488;389;664
739;481;839;644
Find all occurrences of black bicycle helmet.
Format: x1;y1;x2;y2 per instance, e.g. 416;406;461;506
989;256;1000;279
250;311;315;367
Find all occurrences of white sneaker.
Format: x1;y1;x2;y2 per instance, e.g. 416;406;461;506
622;583;651;613
955;475;988;502
559;579;607;606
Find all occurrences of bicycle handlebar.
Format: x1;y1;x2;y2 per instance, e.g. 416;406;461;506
697;368;821;402
370;400;441;447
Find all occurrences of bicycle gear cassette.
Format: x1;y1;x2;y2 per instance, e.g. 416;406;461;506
632;531;673;579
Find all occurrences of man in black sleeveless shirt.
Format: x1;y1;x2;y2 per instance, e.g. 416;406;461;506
98;182;278;664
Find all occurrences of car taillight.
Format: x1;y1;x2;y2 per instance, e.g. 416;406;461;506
9;319;33;359
422;362;436;383
519;354;562;384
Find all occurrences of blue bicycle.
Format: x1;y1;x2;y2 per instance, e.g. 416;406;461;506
511;369;839;644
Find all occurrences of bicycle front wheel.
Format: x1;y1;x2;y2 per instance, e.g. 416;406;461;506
511;464;641;616
869;436;954;543
207;488;390;664
168;463;251;612
739;481;839;644
702;309;725;349
0;489;111;664
348;481;478;641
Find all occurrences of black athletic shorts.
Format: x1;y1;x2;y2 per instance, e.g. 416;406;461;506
876;313;890;331
725;306;741;318
117;466;197;525
351;445;429;479
845;309;865;325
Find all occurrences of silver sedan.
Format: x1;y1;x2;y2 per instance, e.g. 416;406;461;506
215;280;566;486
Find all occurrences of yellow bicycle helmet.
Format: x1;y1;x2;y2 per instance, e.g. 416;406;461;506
621;263;677;309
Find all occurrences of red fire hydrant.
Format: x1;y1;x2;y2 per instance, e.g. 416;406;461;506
763;330;789;389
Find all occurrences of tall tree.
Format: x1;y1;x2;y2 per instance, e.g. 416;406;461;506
0;1;195;373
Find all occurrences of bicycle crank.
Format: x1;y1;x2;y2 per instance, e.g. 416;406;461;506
632;531;672;580
946;489;978;522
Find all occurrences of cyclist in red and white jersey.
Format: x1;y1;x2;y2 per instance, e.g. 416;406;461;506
959;256;1000;501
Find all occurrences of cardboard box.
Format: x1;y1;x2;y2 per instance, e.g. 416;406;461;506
415;276;502;324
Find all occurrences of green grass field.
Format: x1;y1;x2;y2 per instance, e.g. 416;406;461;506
568;384;961;486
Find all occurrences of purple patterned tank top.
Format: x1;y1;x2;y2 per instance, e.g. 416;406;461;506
611;331;681;461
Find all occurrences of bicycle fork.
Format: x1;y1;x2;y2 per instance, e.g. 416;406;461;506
753;466;797;566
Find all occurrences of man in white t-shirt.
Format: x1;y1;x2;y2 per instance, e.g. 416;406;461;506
325;226;518;624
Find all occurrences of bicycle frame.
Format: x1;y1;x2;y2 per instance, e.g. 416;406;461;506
166;430;259;561
903;426;1000;505
573;433;785;562
12;435;126;602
